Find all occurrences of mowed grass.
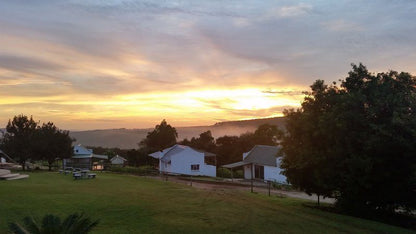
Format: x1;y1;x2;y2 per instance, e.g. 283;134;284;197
0;172;412;234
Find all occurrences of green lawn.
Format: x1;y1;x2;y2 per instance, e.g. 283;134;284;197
0;172;412;234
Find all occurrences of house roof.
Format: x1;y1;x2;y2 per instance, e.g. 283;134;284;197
222;145;280;168
222;161;250;168
194;148;216;157
72;153;108;160
72;144;107;160
149;144;216;162
244;145;280;167
110;155;127;162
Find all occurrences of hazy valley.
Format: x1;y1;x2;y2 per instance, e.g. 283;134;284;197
70;117;286;149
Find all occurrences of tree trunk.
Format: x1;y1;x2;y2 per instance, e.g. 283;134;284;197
48;163;52;171
21;162;26;171
317;194;320;206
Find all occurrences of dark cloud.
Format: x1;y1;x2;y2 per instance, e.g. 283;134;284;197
262;90;304;96
0;55;65;72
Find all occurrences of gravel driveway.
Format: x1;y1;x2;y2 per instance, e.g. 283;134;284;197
151;175;335;204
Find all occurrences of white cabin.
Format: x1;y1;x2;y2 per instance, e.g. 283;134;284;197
149;144;216;177
223;145;287;183
63;145;108;170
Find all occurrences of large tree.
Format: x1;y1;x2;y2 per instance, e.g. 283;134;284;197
281;64;416;213
139;119;178;152
1;115;38;170
35;122;74;171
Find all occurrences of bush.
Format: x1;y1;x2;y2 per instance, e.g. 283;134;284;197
217;168;243;178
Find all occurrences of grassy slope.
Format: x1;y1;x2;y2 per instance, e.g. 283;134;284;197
0;172;412;234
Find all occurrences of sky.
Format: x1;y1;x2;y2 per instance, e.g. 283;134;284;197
0;0;415;130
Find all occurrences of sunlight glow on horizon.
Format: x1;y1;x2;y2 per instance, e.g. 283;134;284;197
0;86;304;130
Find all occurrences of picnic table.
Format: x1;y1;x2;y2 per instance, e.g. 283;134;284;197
71;170;96;180
73;173;82;180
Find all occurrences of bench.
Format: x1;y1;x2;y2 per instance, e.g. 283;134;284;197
73;173;82;180
87;173;96;179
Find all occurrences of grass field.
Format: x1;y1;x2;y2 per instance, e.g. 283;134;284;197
0;172;413;234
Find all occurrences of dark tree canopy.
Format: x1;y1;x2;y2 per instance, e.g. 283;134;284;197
35;122;74;171
1;115;38;170
1;115;74;171
180;130;215;152
140;119;178;152
281;64;416;213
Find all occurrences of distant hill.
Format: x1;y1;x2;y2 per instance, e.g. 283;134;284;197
70;117;286;149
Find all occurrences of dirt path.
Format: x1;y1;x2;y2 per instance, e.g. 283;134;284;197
150;175;335;204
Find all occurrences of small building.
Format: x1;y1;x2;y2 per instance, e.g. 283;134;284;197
149;144;216;177
110;155;127;166
63;145;108;170
222;145;287;183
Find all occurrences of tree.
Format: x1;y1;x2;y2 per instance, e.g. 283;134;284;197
1;115;38;170
35;122;74;171
180;130;216;152
281;64;416;213
215;135;241;166
139;119;178;152
253;124;281;146
9;213;99;234
126;148;158;167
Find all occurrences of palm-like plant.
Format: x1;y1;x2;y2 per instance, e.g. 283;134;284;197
9;213;99;234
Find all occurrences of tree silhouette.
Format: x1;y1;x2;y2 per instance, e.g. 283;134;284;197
281;64;416;213
1;115;38;170
34;122;74;171
139;119;178;151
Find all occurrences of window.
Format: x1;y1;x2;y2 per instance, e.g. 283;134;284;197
191;164;200;171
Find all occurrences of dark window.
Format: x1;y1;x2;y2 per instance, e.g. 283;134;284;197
191;164;200;171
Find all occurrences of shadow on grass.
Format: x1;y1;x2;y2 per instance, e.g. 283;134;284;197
302;203;416;231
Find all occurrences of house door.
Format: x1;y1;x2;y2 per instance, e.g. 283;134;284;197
255;165;264;179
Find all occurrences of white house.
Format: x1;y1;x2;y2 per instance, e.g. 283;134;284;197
110;155;127;166
63;145;108;170
149;144;216;177
223;145;287;183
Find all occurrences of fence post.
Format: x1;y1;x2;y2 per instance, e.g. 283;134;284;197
268;181;271;197
250;163;254;193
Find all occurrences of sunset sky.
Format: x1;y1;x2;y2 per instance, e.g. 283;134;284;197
1;0;415;130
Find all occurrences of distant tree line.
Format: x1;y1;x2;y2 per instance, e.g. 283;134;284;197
87;119;282;168
136;119;281;167
0;115;73;170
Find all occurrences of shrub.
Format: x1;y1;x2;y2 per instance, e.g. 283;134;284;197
217;168;243;178
9;213;99;234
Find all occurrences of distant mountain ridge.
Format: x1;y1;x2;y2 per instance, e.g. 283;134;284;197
70;117;286;149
